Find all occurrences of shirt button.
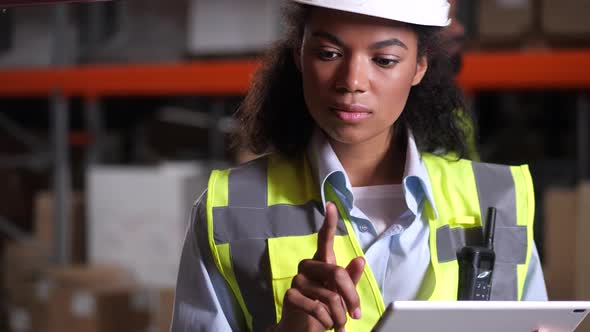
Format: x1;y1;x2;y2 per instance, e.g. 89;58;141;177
359;224;369;233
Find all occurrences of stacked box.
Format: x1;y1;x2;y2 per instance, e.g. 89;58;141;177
42;265;149;332
543;185;589;332
542;0;590;45
157;288;175;332
87;162;211;287
544;184;590;304
34;191;86;264
575;183;590;301
477;0;535;47
46;286;150;332
544;188;577;300
3;241;49;332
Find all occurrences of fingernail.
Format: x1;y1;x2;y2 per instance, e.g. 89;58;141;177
352;308;362;319
358;257;365;268
338;328;346;332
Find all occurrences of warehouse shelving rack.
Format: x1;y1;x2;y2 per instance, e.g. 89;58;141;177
0;49;589;265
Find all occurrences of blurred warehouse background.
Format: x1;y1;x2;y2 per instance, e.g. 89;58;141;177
0;0;589;331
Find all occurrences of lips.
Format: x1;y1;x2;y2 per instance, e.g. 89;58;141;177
330;103;372;123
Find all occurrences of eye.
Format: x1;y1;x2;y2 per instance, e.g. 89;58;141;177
317;49;341;61
373;57;399;68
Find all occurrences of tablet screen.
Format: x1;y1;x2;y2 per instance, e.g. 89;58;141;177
372;301;590;332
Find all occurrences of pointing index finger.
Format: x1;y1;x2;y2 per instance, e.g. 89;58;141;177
314;201;338;264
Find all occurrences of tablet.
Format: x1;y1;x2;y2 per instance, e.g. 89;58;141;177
372;301;590;332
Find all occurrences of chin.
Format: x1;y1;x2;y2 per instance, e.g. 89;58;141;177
324;127;376;146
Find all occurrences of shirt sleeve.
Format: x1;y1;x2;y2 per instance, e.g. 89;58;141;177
171;190;247;331
521;242;549;301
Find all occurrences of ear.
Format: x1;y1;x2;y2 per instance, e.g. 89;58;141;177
411;55;428;86
293;46;302;73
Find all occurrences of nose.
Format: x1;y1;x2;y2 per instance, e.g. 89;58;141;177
334;55;369;94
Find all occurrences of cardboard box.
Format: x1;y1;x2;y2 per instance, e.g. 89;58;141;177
542;0;590;41
34;191;86;264
43;265;134;289
2;252;124;332
8;300;46;332
576;183;590;301
579;316;590;332
46;286;150;332
544;188;577;300
87;162;212;287
7;265;134;332
158;288;175;332
477;0;534;46
544;184;590;303
8;306;34;332
35;265;148;332
3;241;50;305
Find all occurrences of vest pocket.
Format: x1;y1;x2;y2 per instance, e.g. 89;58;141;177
267;233;318;321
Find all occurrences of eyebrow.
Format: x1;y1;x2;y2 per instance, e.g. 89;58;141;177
311;30;408;50
311;31;344;46
370;38;408;50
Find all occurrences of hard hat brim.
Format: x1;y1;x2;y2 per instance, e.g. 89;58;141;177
291;0;450;27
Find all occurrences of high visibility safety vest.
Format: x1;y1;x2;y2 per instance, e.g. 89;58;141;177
205;153;535;331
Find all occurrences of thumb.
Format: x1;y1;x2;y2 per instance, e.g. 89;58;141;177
346;256;366;285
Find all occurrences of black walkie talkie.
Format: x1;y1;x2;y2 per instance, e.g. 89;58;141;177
457;207;497;301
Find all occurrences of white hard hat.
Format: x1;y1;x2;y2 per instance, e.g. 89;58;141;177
291;0;450;27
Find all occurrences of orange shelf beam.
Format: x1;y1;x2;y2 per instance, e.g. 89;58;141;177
458;50;590;92
0;50;589;98
0;60;260;98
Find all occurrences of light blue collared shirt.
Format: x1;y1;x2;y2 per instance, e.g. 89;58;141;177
171;130;548;332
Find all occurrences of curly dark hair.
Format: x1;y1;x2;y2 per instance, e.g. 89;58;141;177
234;3;472;159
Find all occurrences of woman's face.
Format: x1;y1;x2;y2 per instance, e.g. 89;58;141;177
296;8;427;148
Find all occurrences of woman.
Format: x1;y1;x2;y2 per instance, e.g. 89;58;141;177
172;1;547;331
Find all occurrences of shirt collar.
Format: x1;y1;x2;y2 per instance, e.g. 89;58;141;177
306;127;439;219
403;132;439;219
307;128;353;210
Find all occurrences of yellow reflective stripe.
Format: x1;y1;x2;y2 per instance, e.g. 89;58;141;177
424;201;459;300
432;263;459;300
422;154;478;300
423;154;533;301
208;169;253;330
424;201;441;300
449;216;476;226
422;154;477;301
269;234;356;279
325;184;386;322
268;154;320;206
511;164;535;300
422;154;483;229
207;170;226;272
268;233;360;322
269;234;317;321
209;169;229;208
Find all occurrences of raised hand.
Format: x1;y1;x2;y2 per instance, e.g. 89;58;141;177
275;202;366;332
